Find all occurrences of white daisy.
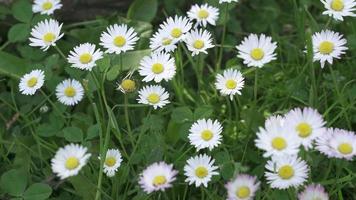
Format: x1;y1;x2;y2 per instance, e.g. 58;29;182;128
220;0;239;3
329;129;356;160
51;143;91;179
255;115;301;158
265;155;309;189
321;0;356;21
187;4;219;27
29;19;64;51
137;85;170;109
315;128;335;158
185;29;214;56
159;15;192;42
188;119;223;151
139;161;178;194
311;30;348;68
215;69;245;100
298;183;329;200
225;174;260;200
56;79;84;106
284;107;326;150
100;24;139;54
32;0;62;15
101;149;123;177
150;29;178;53
236;34;277;68
184;154;219;187
19;69;45;95
138;52;176;83
118;78;136;94
67;43;103;71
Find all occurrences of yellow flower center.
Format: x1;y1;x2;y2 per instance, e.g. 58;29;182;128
79;53;92;64
236;186;251;199
225;79;237;89
65;157;79;170
198;9;209;19
319;41;334;55
42;1;53;10
114;36;126;47
278;165;294;180
331;0;344;11
271;137;287;150
162;37;172;46
105;157;116;167
152;175;167;186
27;77;38;87
171;28;182;38
338;143;353;155
250;48;265;60
43;33;56;43
201;130;213;141
151;63;164;74
296;123;312;138
64;86;76;97
120;79;136;92
147;93;160;104
193;40;204;49
195;166;208;178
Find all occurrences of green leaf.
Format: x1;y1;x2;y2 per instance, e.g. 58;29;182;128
8;23;30;42
0;51;29;79
63;127;83;142
86;124;100;140
220;163;235;180
127;0;158;22
36;124;58;137
96;55;111;72
12;0;32;23
69;175;96;200
23;183;52;200
171;107;193;123
194;106;214;120
0;169;27;196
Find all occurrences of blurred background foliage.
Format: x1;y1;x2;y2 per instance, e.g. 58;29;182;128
0;0;355;199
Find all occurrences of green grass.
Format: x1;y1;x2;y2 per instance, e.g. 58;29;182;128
0;0;355;199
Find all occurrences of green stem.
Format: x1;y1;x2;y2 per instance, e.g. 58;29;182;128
54;45;67;60
0;40;10;51
254;69;258;101
216;3;229;71
124;95;135;147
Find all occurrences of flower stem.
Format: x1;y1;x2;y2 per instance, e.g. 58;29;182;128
54;45;67;60
216;3;229;71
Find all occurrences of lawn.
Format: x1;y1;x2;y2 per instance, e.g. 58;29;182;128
0;0;355;199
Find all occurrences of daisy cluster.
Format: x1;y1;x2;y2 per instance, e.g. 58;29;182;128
16;0;356;199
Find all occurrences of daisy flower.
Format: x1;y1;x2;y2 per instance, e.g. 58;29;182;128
255;115;301;158
100;24;139;54
284;107;326;150
298;183;329;200
184;154;219;187
138;52;176;83
150;29;178;53
220;0;239;3
185;29;214;56
328;129;356;160
29;19;64;51
236;34;277;68
187;4;219;27
315;128;335;158
139;162;178;194
56;79;84;106
118;79;136;94
188;119;223;151
51;143;91;179
265;155;309;189
32;0;62;15
225;174;260;200
311;30;347;68
159;15;192;42
102;149;122;177
19;69;45;95
137;85;170;109
67;43;103;71
215;68;245;100
321;0;356;21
